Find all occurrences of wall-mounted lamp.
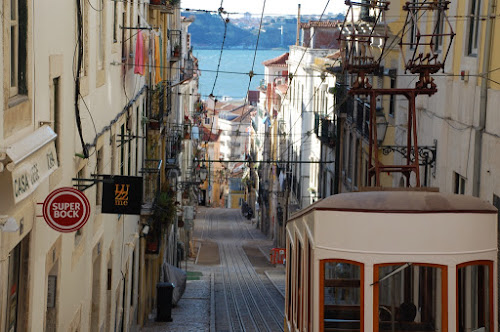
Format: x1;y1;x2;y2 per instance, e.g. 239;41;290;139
0;216;19;232
376;107;388;144
199;165;208;181
141;225;150;236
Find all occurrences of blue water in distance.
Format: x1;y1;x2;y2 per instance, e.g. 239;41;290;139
193;49;287;101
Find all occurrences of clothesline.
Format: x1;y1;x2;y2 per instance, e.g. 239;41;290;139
134;29;165;85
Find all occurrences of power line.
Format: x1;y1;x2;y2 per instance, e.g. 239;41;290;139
236;0;267;136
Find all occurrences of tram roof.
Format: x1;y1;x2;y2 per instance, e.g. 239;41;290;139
289;191;497;221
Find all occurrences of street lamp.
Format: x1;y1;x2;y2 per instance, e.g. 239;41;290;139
375;107;388;144
199;165;208;181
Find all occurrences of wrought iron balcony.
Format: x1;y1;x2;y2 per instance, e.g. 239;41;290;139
165;125;183;169
314;114;337;147
148;83;170;127
141;159;162;214
149;0;176;12
168;30;182;60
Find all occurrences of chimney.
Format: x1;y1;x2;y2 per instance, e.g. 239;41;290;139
296;4;301;46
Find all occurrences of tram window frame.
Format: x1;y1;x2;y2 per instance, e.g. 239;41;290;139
307;242;313;332
320;259;364;332
457;260;494;332
296;241;303;329
373;263;448;332
286;241;293;322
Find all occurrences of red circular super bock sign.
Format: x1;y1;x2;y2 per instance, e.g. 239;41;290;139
43;187;91;233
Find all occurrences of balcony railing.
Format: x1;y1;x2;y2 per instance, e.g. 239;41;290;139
168;30;182;60
315;114;337;147
141;159;162;213
181;58;194;81
165;125;183;168
149;83;169;126
149;0;176;12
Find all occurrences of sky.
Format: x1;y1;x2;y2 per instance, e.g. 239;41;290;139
181;0;347;17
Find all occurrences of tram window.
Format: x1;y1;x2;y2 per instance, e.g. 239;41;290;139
286;242;293;320
457;262;493;332
321;260;362;332
375;264;446;332
297;242;302;328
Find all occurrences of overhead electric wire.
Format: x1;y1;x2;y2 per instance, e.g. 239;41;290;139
210;4;230;96
235;0;267;136
274;0;334;162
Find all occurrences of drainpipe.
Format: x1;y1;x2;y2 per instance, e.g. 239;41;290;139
296;4;301;46
472;0;496;197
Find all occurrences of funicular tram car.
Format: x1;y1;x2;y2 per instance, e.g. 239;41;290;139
284;190;498;332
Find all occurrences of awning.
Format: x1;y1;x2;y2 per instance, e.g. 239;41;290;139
3;126;59;203
5;125;57;165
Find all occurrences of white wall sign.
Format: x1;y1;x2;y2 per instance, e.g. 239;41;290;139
12;142;58;203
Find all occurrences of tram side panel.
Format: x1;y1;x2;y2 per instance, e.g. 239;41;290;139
286;208;497;332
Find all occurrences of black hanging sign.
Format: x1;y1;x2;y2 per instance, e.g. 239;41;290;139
102;176;143;215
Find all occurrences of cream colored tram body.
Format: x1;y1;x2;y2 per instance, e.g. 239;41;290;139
284;191;498;332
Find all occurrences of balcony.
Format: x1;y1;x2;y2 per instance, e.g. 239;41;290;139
180;58;194;81
141;159;162;214
168;30;182;61
148;83;169;128
165;125;183;169
315;114;337;147
149;0;176;12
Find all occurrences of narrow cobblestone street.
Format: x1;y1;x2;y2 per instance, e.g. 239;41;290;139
141;208;285;332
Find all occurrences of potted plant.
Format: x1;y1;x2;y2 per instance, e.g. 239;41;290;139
173;44;181;57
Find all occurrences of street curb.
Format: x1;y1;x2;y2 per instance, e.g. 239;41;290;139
259;245;271;262
264;270;286;299
210;272;216;332
195;241;202;265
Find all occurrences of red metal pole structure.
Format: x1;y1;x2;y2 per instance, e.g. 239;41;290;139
337;0;455;187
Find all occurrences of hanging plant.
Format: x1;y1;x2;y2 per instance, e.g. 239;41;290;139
154;190;176;228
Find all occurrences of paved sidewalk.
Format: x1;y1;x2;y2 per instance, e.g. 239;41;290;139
265;268;286;298
140;260;212;332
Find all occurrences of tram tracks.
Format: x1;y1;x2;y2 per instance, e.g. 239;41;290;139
204;209;284;332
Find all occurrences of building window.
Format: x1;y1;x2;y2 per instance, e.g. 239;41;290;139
409;0;419;49
467;0;481;55
52;77;61;155
76;0;88;76
375;263;447;332
121;12;126;62
5;237;29;332
321;260;363;331
96;149;103;205
389;73;396;117
457;261;493;332
454;172;466;195
113;0;118;43
9;0;27;97
6;244;21;332
433;0;445;51
97;0;105;70
205;117;210;125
